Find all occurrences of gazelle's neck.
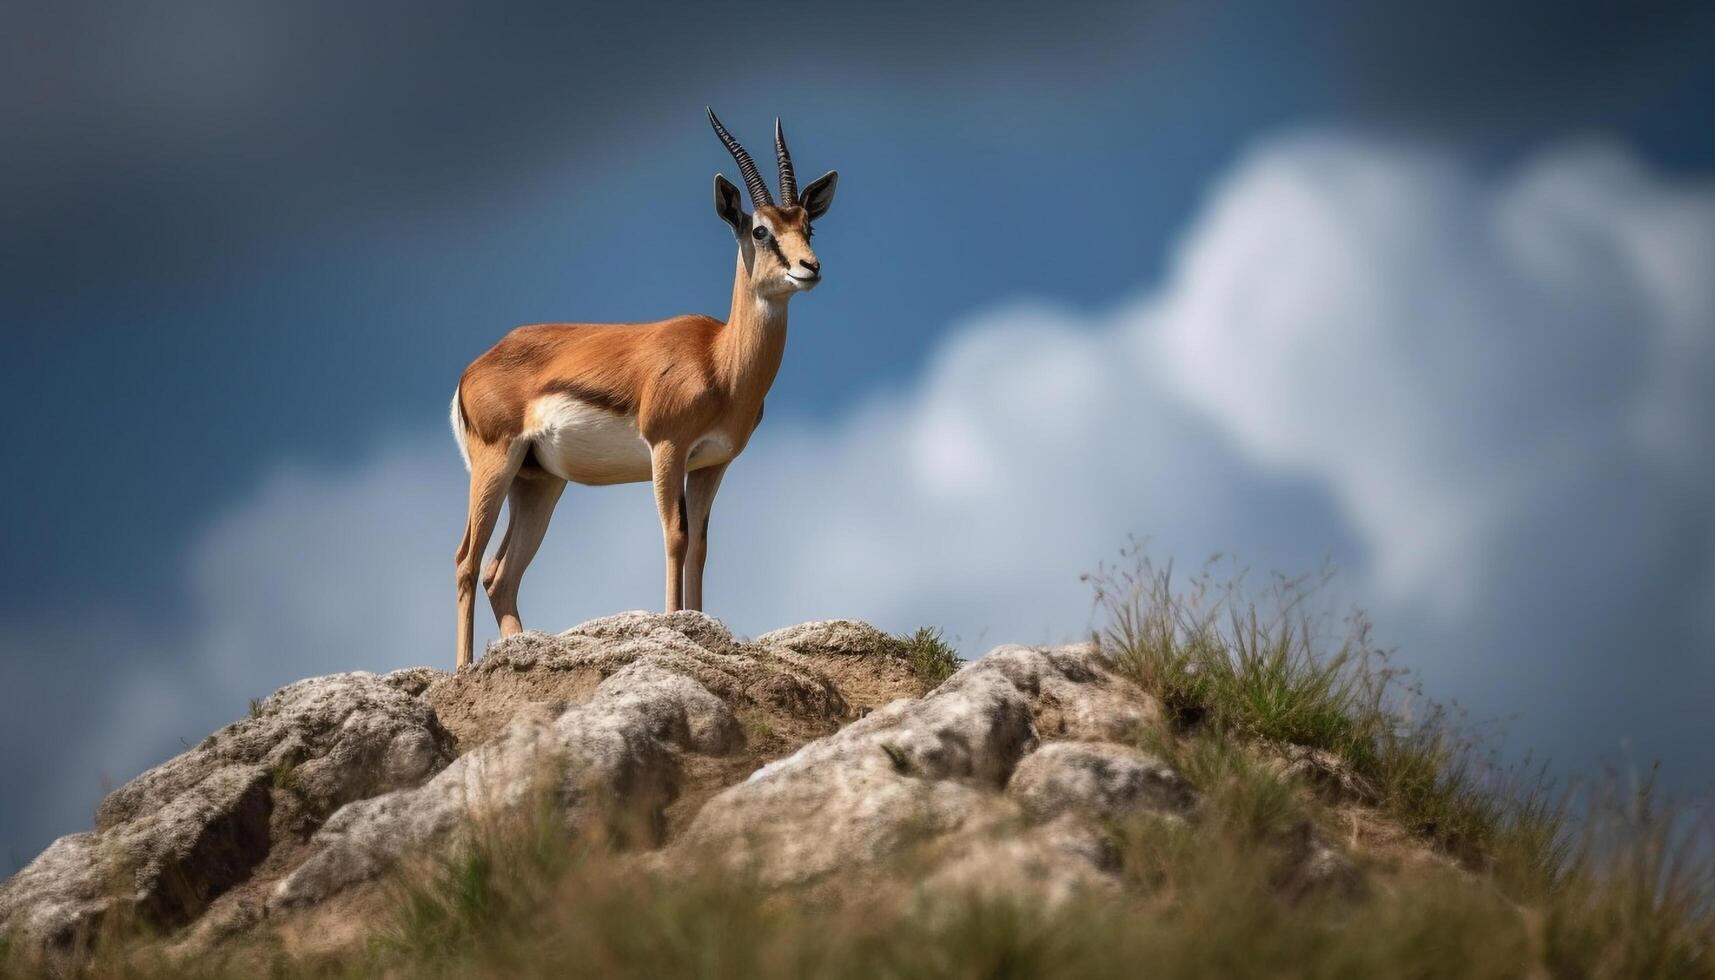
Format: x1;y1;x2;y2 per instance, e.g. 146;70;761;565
716;252;789;400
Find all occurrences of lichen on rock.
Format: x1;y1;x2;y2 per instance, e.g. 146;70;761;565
1007;741;1195;821
674;643;1163;891
271;658;742;909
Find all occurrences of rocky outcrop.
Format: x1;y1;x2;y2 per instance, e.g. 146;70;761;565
673;643;1167;890
272;660;740;909
0;766;272;947
98;671;456;830
425;614;849;748
1;611;1372;955
1;670;452;947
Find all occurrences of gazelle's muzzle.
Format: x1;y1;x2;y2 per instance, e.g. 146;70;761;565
786;256;821;289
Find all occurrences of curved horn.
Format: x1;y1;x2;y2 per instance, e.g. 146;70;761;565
774;117;798;207
706;107;773;208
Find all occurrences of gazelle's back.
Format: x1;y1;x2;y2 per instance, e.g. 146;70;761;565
454;317;730;486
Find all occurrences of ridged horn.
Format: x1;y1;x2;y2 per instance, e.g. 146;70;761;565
707;107;773;208
774;117;798;207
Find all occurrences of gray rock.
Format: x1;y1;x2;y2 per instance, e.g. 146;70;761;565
98;672;455;829
0;623;1179;946
922;814;1119;906
271;659;740;908
269;704;562;910
574;659;742;757
756;666;1038;788
0;765;272;946
677;643;1153;887
566;610;749;658
1008;742;1195;821
971;644;1161;741
0;834;111;947
2;671;455;948
1267;743;1380;806
1278;821;1362;899
383;666;450;697
756;620;901;658
465;612;848;721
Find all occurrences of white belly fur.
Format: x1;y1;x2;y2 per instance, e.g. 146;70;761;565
525;395;735;486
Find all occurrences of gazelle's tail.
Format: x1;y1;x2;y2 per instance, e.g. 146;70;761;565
449;386;472;472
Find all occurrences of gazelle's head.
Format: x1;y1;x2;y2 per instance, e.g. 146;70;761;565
708;109;838;300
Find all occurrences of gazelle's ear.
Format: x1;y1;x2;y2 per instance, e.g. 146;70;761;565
713;174;747;235
799;170;838;220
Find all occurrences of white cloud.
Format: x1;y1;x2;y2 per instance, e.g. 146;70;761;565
10;131;1715;862
1152;137;1715;612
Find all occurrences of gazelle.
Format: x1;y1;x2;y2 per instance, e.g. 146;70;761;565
447;110;838;667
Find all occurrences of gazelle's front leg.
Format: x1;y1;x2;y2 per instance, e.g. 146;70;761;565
684;462;729;611
649;441;690;612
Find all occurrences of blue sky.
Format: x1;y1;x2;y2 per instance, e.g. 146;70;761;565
2;0;1713;868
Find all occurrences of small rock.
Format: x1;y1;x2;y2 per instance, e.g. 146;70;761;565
1008;742;1195;820
756;620;902;658
923;813;1119;906
1269;744;1380;806
382;666;449;697
564;609;747;658
1278;821;1363;899
974;644;1162;742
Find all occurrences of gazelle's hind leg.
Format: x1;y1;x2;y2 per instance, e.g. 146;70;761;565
481;521;514;596
485;474;566;636
455;439;526;669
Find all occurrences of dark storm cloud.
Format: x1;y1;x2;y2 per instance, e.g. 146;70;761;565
0;1;1151;281
6;0;1709;280
1315;0;1715;131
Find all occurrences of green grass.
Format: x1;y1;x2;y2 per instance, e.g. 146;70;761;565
269;760;304;798
1087;550;1529;860
893;626;962;687
1089;547;1715;975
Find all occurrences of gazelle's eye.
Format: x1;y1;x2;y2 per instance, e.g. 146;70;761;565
751;225;768;242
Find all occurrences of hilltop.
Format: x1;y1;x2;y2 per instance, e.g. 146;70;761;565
1;577;1710;977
